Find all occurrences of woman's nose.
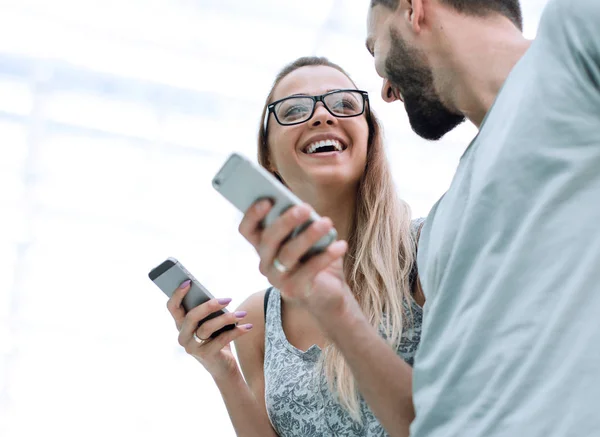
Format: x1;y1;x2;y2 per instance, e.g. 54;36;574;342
310;102;336;126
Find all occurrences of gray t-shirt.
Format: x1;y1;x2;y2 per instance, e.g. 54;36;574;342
413;1;600;436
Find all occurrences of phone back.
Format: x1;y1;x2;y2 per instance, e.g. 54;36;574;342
152;260;215;313
212;153;303;227
212;153;337;258
149;258;235;338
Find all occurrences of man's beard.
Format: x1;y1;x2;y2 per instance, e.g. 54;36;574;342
385;30;465;140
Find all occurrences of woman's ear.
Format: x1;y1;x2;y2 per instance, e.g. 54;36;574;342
265;154;285;185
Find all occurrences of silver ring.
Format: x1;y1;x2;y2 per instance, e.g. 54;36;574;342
273;258;289;274
193;332;209;345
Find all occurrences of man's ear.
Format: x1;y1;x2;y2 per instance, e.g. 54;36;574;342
405;0;424;33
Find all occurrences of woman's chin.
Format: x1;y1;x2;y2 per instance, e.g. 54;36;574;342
302;167;361;189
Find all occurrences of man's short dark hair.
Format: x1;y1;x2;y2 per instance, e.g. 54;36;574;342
370;0;400;10
370;0;523;31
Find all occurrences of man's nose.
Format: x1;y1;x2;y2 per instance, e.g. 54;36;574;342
381;79;399;103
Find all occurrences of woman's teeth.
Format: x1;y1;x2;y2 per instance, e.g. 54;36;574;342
306;139;343;154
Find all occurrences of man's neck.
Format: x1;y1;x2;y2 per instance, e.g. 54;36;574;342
430;13;532;127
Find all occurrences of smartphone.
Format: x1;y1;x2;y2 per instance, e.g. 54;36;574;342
212;153;337;261
148;257;235;339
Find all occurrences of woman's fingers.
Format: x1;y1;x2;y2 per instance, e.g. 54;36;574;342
285;240;348;295
198;323;254;354
194;310;248;341
273;217;334;274
238;199;273;248
166;280;191;330
257;204;312;276
178;298;232;345
238;201;340;293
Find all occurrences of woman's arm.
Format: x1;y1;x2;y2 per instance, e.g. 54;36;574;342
325;218;426;436
166;284;277;437
223;291;277;437
316;294;415;437
236;202;419;437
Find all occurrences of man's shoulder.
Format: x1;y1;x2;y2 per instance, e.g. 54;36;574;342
540;0;600;38
536;0;599;81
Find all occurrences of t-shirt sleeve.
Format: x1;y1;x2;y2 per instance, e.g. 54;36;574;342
542;0;600;89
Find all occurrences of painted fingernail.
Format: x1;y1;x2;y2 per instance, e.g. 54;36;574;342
244;323;253;330
234;311;247;318
179;280;191;289
217;298;232;305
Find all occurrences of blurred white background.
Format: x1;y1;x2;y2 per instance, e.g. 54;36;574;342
0;1;549;436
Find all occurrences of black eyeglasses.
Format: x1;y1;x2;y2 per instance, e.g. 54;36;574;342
263;89;370;135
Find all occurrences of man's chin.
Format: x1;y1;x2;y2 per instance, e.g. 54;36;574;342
409;120;460;141
406;105;466;141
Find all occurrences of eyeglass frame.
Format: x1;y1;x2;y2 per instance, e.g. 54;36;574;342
263;89;371;137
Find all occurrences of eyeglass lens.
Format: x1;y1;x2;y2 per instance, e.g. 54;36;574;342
274;90;364;125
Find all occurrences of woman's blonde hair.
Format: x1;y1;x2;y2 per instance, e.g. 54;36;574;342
258;57;415;421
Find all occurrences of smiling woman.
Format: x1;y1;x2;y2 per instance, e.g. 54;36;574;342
162;56;425;437
252;57;423;435
259;63;372;195
248;56;424;435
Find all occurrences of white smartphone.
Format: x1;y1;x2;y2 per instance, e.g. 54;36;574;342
212;153;337;261
148;257;235;338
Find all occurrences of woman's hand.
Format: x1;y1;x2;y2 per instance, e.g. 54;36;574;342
166;280;253;380
238;200;352;320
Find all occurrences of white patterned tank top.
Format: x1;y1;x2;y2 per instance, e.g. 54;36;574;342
264;282;422;436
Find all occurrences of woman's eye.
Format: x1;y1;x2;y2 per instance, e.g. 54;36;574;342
333;99;357;111
283;105;310;118
287;106;305;115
